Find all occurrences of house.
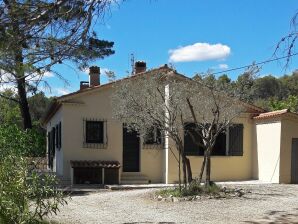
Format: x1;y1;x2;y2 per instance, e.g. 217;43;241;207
42;62;298;185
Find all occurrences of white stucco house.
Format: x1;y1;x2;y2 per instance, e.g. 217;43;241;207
42;62;298;185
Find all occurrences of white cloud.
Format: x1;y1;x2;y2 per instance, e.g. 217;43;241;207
56;88;71;95
218;64;229;69
43;71;54;78
81;67;110;75
169;42;231;62
43;87;72;97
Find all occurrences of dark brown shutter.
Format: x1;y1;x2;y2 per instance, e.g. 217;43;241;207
48;132;52;168
59;122;62;148
55;125;59;148
229;124;243;156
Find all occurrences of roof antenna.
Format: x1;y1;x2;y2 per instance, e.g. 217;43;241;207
130;53;135;75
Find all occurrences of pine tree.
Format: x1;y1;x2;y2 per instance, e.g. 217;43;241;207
0;0;116;129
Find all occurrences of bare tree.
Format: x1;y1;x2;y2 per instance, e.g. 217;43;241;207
181;76;244;186
275;11;298;67
112;69;193;189
112;68;246;188
0;0;117;129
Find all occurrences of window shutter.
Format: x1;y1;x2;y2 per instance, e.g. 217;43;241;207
48;132;52;168
55;125;59;148
229;124;243;156
59;122;62;148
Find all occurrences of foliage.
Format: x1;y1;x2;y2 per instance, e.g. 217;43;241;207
0;124;46;157
0;89;22;126
0;0;117;129
0;154;67;223
0;89;51;156
0;125;67;223
269;95;298;112
198;70;298;112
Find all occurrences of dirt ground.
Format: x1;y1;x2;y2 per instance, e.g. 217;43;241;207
50;184;298;224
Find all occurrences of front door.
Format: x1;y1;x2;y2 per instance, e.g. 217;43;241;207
291;138;298;184
123;126;140;172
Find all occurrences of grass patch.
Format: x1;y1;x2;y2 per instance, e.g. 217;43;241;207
157;181;221;198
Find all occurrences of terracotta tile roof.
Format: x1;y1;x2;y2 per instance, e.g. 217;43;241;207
57;64;173;101
42;64;266;125
253;109;298;120
70;160;120;168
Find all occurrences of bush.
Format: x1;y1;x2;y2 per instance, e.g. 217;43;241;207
0;124;46;157
0;125;67;223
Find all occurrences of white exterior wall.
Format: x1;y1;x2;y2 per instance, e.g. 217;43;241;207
60;87;164;183
256;120;281;183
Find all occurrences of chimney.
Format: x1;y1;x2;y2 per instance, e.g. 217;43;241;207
134;61;146;74
80;81;89;90
89;66;100;87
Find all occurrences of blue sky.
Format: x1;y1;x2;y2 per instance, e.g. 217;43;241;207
44;0;298;96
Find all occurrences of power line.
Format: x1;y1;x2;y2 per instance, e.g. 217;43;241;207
210;52;298;76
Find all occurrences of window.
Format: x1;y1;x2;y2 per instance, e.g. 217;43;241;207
184;123;204;156
86;121;104;143
212;131;227;156
184;123;243;156
83;119;107;148
144;127;162;145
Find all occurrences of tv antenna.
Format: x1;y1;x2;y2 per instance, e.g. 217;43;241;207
130;53;135;75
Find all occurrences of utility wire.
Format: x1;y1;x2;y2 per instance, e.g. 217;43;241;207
210;52;298;76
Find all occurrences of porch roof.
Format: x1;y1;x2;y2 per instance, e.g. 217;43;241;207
70;160;120;168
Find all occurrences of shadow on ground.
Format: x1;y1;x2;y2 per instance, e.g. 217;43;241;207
245;209;298;223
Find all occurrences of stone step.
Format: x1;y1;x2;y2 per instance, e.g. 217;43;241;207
120;180;149;184
121;172;149;184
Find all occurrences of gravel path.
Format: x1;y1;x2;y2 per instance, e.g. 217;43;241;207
50;184;298;224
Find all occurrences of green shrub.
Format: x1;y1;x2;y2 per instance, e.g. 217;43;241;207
157;181;221;198
0;125;67;223
0;124;46;157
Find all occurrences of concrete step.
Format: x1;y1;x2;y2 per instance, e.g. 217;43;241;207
121;172;149;184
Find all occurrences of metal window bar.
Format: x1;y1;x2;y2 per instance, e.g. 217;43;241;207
83;118;108;149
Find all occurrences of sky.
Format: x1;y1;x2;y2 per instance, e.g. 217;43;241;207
44;0;298;96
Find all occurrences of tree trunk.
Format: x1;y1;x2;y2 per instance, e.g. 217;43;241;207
198;151;207;184
182;155;187;188
185;157;192;183
205;149;211;187
17;77;32;129
178;148;181;192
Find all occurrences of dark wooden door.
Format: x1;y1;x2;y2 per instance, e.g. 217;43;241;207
123;126;140;172
291;138;298;184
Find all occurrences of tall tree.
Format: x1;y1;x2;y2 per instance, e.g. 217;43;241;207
0;0;116;129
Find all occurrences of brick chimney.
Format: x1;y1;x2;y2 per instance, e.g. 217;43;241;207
134;61;146;74
89;66;100;87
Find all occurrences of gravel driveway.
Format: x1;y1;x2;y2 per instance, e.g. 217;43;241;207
50;184;298;224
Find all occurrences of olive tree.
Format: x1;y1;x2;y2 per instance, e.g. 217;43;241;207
112;69;245;188
181;76;244;186
112;69;193;189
